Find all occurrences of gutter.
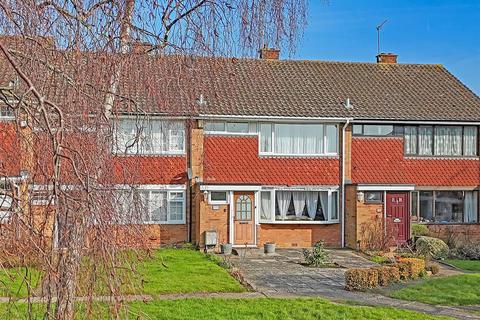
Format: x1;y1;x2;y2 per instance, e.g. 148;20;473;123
341;118;353;248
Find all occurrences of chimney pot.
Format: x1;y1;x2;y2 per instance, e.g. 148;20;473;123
376;53;397;64
259;46;280;60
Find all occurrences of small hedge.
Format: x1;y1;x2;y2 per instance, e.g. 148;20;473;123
397;257;426;279
415;236;449;260
426;263;440;275
345;268;379;291
372;266;400;286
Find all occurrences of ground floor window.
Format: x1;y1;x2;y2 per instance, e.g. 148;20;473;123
116;187;185;224
260;189;339;223
411;190;478;223
0;178;14;220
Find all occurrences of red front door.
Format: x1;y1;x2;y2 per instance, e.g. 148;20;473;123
386;192;410;243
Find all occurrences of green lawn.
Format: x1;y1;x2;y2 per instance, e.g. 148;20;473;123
137;249;245;295
444;259;480;272
0;298;453;320
390;274;480;306
0;267;42;298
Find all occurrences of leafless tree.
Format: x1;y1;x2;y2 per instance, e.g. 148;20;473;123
0;1;307;319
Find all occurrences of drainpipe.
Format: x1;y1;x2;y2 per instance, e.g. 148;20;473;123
341;118;353;248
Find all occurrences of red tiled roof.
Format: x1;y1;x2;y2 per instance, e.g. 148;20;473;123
112;156;187;185
0;122;21;176
204;136;340;185
351;137;480;186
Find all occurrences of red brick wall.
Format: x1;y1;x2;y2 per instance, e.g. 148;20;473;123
427;224;480;245
101;224;188;248
352;137;480;186
258;223;341;248
0;122;21;176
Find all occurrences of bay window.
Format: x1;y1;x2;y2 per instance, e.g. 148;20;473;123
260;123;338;156
115;118;185;155
260;189;339;223
412;190;478;224
404;125;478;157
116;188;185;224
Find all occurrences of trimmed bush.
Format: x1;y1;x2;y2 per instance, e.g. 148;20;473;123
397;257;426;279
411;224;429;237
455;242;480;260
373;266;400;286
393;262;411;280
345;268;379;291
426;263;440;275
415;236;449;260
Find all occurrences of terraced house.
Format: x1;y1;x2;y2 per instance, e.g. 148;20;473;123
1;47;479;250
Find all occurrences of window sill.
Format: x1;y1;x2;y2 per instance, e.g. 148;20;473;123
113;152;186;157
260;220;339;225
417;222;479;226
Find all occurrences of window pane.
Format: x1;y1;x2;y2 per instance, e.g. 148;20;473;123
226;122;249;133
418;126;433;155
404;126;417;155
463;127;477;156
365;192;383;203
204;121;225;131
150;191;167;222
169;201;183;221
260;191;272;220
363;125;393;136
274;124;323;154
419;191;433;222
411;191;418;218
330;191;338;220
325;124;338;153
434;191;464;223
260;123;272;153
352;125;363;135
464;191;478;223
210;191;227;201
434;126;462;156
116;119;138;154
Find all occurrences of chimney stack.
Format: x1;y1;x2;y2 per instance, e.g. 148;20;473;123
259;45;280;60
376;53;397;64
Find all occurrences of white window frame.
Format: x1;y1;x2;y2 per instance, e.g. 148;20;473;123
114;118;186;155
0;105;15;121
116;185;186;225
258;123;339;157
204;120;256;135
208;191;229;205
258;187;340;224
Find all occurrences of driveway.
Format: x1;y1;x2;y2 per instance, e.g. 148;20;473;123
228;248;479;320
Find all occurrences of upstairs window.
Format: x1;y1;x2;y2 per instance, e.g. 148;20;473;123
260;123;338;156
0;106;14;120
405;125;477;157
353;125;403;136
114;118;185;155
204;121;251;134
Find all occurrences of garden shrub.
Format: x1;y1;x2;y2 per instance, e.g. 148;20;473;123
303;241;331;267
411;224;429;237
393;262;411;280
397;257;426;279
455;242;480;260
415;236;449;260
345;268;379;291
425;263;440;275
372;266;400;286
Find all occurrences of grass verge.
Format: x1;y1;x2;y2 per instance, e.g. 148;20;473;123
444;259;480;272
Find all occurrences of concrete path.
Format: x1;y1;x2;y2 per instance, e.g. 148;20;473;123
229;248;479;320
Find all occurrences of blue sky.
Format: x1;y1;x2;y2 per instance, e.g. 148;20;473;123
294;0;480;95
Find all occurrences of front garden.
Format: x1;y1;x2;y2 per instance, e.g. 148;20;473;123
348;223;480;308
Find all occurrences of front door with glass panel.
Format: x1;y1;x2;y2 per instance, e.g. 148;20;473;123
233;192;255;246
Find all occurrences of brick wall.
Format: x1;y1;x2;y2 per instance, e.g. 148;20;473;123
344;184;357;248
427;224;480;245
196;196;230;248
258;223;341;247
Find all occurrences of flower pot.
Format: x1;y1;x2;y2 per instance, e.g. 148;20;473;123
264;242;276;254
220;243;233;255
